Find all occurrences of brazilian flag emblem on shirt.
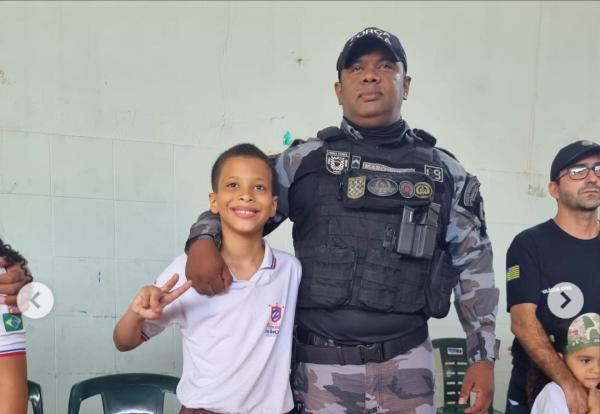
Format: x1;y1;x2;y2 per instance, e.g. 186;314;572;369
3;313;24;332
506;265;520;282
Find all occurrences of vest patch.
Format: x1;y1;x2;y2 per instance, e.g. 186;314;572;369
363;162;414;174
415;182;433;198
367;177;398;197
325;150;349;175
425;165;444;182
399;181;415;198
347;176;366;199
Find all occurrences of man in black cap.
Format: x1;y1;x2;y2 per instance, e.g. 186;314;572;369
186;27;499;413
506;140;600;414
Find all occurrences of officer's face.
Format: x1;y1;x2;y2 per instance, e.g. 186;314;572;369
549;153;600;212
334;48;411;128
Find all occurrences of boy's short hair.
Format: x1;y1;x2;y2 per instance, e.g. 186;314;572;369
211;143;278;196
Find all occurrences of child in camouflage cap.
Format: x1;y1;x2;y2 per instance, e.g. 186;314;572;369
529;312;600;414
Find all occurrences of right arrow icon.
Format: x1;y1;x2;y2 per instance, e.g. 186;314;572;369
560;291;572;309
547;282;584;319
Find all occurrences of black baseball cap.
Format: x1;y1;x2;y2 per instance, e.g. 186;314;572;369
550;140;600;181
336;27;407;74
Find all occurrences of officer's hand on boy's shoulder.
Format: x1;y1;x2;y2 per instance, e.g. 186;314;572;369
185;239;232;296
459;360;494;414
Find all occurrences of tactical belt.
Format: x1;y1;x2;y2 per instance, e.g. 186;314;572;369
295;326;428;365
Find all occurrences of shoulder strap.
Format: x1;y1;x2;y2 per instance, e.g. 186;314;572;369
410;128;458;161
410;128;437;146
317;126;345;142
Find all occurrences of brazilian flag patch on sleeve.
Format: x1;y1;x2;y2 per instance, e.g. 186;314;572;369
3;313;24;332
506;265;520;282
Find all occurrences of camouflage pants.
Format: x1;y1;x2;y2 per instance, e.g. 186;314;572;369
292;338;435;414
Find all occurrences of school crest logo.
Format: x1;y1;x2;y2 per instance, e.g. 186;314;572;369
264;304;285;336
271;305;282;323
325;150;349;175
347;176;366;199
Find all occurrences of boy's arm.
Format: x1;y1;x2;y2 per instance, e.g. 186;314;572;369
113;274;191;352
113;309;145;351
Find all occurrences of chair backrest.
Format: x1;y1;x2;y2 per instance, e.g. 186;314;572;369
28;380;44;414
432;337;469;410
67;373;179;414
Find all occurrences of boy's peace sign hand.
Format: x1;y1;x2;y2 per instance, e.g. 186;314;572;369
130;274;192;320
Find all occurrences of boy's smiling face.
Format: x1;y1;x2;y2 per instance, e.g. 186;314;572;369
209;155;277;238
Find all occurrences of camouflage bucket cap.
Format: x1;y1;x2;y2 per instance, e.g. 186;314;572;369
565;312;600;353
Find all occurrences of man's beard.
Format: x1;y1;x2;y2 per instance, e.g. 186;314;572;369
559;184;600;212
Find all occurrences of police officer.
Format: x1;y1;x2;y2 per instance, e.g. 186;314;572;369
186;27;499;413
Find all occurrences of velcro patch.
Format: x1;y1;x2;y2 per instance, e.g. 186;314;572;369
459;175;487;236
3;313;24;332
463;176;481;207
425;165;444;183
347;176;366;199
325;150;349;175
506;265;520;282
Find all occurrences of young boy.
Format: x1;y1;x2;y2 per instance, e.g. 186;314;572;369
529;312;600;414
113;143;302;414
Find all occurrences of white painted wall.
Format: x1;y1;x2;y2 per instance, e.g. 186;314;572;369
1;1;599;413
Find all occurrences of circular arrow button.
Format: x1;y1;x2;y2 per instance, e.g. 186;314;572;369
547;282;584;319
17;282;54;319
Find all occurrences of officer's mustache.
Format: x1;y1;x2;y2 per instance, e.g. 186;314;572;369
580;183;600;192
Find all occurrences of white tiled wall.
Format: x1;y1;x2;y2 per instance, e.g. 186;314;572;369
1;2;599;413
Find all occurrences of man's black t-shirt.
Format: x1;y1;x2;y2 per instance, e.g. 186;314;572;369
505;219;600;403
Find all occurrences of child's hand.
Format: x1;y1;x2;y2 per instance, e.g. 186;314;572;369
588;386;600;414
130;274;192;320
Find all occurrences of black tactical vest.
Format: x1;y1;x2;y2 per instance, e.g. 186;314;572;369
291;127;458;318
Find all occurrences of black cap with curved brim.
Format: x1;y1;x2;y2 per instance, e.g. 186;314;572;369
336;27;407;74
550;140;600;181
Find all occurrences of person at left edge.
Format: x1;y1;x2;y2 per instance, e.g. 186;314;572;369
0;239;29;414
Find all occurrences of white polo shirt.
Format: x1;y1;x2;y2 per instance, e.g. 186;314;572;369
141;241;301;414
0;267;26;357
531;382;569;414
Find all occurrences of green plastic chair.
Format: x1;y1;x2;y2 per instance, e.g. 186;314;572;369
67;373;179;414
432;338;502;414
28;380;44;414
